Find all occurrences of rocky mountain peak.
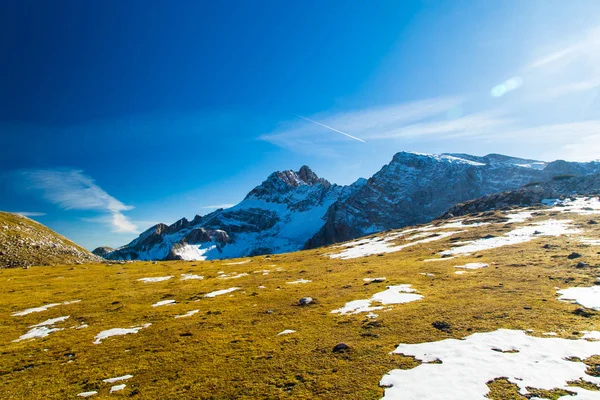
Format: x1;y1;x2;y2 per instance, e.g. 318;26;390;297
275;165;330;188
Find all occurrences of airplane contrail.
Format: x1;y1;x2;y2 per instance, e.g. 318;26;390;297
296;115;366;143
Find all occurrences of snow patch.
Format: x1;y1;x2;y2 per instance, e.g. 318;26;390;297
441;219;579;256
225;260;251;265
204;287;240;298
454;262;489;270
137;276;173;283
557;286;600;310
381;329;600;399
331;230;460;260
174;310;199;318
277;330;296;336
103;375;133;383
110;384;126;393
286;279;312;284
151;300;176;307
181;274;204;280
11;300;80;316
332;285;422;315
93;324;151;344
77;391;97;397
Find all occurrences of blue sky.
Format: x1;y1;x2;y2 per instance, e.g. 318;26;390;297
1;0;600;249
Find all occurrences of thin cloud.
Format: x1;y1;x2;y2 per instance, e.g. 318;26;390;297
260;97;465;154
20;168;138;233
12;211;46;217
296;115;366;142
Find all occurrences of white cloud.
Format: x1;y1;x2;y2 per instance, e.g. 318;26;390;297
20;169;138;233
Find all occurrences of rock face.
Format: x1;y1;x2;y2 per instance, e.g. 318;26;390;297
440;173;600;218
101;153;600;261
0;212;101;268
306;153;598;248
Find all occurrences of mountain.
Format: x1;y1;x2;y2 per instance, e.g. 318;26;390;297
99;166;365;261
0;212;101;268
99;153;600;261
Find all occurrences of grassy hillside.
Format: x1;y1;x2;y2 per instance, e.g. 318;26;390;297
0;212;100;268
0;198;599;399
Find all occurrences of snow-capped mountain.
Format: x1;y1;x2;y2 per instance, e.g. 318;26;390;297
98;153;600;261
101;166;364;261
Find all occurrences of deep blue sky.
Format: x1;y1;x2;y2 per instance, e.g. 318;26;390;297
1;0;600;249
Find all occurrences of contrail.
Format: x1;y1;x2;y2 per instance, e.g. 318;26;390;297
296;115;366;143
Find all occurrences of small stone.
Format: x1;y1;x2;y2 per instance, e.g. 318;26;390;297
432;321;452;333
575;262;588;269
542;244;552;249
332;343;350;353
568;252;582;259
298;297;313;306
588;220;598;225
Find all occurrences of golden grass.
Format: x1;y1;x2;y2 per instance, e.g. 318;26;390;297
0;208;599;399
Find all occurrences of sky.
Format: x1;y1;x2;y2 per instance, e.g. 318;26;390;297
1;0;600;250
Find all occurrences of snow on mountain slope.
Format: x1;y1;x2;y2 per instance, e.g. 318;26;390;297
101;166;360;261
99;153;600;261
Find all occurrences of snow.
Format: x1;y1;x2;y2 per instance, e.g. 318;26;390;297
137;276;173;283
110;384;126;393
225;260;251;265
419;273;435;277
454;271;467;275
103;375;133;383
557;286;600;310
181;274;204;280
363;277;386;283
543;197;600;215
93;324;151;344
277;329;296;336
331;230;460;260
13;326;63;342
505;211;533;223
287;279;312;284
581;331;600;340
204;287;240;298
332;285;422;315
441;219;580;256
172;243;217;261
454;262;489;270
174;310;199;318
381;329;600;399
581;238;600;246
77;391;97;397
31;315;70;327
14;315;70;342
11;300;80;316
218;272;249;279
151;300;176;307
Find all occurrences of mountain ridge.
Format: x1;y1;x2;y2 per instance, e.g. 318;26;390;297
97;152;600;261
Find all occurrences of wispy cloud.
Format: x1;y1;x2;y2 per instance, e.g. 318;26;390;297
260;97;466;154
12;211;46;217
20;169;138;233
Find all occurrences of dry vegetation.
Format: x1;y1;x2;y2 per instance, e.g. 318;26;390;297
0;205;599;399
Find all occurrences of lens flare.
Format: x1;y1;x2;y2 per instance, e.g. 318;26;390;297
491;77;523;97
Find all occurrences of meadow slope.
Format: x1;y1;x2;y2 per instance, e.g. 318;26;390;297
1;197;599;399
